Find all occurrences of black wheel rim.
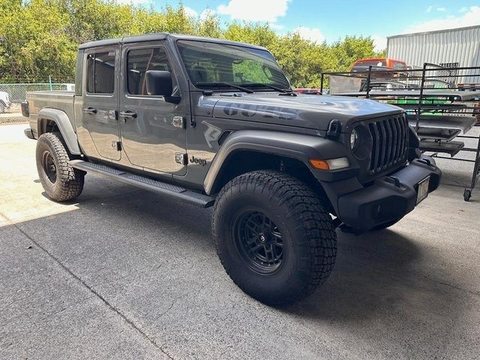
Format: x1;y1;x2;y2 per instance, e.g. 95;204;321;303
42;150;57;183
234;211;284;274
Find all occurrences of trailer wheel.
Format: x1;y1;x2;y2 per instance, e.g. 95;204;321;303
213;170;337;306
36;132;84;202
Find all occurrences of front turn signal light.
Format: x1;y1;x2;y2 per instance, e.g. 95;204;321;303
309;157;349;170
309;159;330;170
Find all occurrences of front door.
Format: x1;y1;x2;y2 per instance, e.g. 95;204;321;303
82;48;121;161
119;43;187;175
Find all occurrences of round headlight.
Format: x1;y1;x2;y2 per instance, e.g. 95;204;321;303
350;128;359;150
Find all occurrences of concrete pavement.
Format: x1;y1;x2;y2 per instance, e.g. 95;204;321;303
1;124;479;359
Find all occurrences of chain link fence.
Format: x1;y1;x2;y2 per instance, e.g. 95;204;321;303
0;83;75;103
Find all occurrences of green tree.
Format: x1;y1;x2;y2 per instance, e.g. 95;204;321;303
0;0;76;81
332;35;377;71
0;0;384;87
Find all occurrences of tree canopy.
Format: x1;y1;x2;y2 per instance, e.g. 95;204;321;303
0;0;383;86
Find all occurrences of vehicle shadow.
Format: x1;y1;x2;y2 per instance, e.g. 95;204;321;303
31;179;461;325
284;229;428;321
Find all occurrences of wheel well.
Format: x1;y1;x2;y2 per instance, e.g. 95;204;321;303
39;119;60;135
211;151;333;213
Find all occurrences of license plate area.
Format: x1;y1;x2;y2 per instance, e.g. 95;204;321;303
416;176;430;204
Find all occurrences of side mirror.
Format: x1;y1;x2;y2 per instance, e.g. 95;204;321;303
145;70;180;104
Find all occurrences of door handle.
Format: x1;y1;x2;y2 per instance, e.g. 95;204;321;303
119;110;137;120
83;107;97;115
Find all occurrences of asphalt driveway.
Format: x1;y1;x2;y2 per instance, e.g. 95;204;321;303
1;124;479;359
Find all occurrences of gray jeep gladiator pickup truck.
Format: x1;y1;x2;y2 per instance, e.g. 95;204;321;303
22;33;441;305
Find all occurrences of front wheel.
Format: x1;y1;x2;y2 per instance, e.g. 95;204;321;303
213;170;337;306
36;132;85;202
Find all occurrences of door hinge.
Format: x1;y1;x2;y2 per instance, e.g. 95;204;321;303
172;116;186;129
112;141;122;151
175;153;188;165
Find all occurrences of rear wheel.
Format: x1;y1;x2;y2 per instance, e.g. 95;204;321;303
0;102;5;113
213;170;337;306
36;132;84;202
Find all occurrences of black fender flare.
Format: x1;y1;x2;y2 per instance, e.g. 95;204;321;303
203;130;353;195
38;108;81;155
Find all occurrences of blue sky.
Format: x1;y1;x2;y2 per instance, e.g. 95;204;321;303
121;0;480;50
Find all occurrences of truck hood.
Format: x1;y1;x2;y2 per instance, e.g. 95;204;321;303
206;93;402;131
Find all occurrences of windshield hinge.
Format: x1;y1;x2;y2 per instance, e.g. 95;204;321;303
326;119;342;139
112;141;122;151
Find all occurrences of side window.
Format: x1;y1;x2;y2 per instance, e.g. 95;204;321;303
86;51;116;94
127;47;173;96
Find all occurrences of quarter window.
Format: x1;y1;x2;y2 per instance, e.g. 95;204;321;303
86;51;116;94
127;47;172;96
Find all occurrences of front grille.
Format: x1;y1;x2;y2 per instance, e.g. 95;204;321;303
367;115;409;175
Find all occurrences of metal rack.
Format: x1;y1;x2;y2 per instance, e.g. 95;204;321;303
321;64;480;201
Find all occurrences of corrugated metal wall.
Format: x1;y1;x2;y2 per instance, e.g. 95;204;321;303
387;26;480;83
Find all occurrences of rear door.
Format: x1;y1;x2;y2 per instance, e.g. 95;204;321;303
119;42;187;175
82;47;121;160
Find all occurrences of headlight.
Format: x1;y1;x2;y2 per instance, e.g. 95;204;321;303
350;128;359;150
349;125;371;160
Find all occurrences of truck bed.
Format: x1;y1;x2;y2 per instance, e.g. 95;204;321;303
26;91;75;137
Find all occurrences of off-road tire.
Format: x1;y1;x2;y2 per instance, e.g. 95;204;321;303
36;132;84;202
213;170;337;306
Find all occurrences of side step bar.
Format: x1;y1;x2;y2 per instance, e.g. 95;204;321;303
70;160;215;208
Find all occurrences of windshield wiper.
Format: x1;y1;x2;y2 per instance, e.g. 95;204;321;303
195;82;254;94
240;83;295;94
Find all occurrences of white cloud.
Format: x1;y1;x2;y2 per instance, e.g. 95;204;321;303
293;27;325;43
183;6;198;18
372;34;387;52
217;0;290;23
426;5;448;13
406;5;480;33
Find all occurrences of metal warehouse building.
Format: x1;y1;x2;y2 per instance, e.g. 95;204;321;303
387;25;480;82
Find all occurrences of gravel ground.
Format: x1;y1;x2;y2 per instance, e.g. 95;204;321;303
0;104;25;125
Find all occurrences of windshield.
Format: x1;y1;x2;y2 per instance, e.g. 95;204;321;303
177;40;291;91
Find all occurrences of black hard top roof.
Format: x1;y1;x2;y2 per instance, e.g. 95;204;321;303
78;33;267;51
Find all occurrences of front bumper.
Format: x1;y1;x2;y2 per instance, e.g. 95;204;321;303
336;156;441;231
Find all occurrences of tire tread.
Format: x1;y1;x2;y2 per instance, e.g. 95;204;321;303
213;170;337;305
36;132;84;202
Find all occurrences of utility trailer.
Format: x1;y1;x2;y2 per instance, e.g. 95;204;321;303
321;64;480;201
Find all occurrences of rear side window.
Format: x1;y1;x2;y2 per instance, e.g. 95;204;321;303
127;47;172;96
86;51;116;94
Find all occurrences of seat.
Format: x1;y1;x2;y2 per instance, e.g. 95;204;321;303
190;65;209;83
